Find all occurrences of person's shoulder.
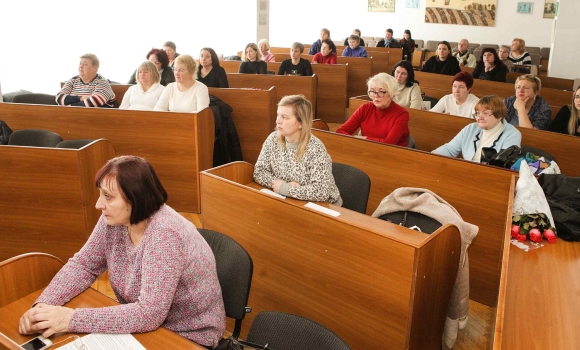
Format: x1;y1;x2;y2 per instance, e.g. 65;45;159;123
95;74;111;84
195;80;208;90
467;94;480;102
502;119;521;134
306;134;329;152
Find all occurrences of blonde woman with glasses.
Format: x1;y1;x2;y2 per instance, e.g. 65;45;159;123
504;74;552;130
336;73;410;146
549;86;580;136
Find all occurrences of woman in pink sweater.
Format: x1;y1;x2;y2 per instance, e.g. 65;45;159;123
336;72;410;146
19;156;225;349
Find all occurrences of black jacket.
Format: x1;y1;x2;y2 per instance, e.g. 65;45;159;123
375;38;401;48
539;174;580;241
0;120;13;145
209;96;243;166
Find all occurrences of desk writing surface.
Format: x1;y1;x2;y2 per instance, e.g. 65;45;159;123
501;240;580;349
0;288;205;349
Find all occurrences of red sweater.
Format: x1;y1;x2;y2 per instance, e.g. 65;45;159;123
312;52;338;64
336;101;409;146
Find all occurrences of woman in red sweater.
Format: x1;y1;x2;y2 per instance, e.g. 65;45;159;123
336;73;410;146
311;39;338;65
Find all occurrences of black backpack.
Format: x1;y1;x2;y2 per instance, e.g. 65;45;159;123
0;120;13;145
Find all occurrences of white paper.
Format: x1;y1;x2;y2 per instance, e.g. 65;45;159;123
260;188;286;199
56;334;145;350
304;202;341;217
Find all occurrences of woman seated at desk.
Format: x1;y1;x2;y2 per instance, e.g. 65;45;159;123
472;48;508;82
154;55;210;113
549;86;580;136
197;47;229;88
391;60;422;109
278;42;313;76
311;39;337;65
504;74;551;130
430;71;479;119
119;61;165;110
128;48;175;86
238;43;268;74
420;41;461;76
18;156;225;349
253;95;342;205
336;72;409;146
432;95;522;162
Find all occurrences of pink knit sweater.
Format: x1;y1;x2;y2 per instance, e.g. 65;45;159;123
35;204;225;348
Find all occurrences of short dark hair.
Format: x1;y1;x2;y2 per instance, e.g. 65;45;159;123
163;41;176;51
321;38;336;52
438;41;452;52
95;156;168;225
349;34;360;41
453;71;474;89
147;48;169;69
386;28;394;34
391;60;417;88
197;47;221;79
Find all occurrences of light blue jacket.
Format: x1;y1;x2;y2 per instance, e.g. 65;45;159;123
432;119;522;161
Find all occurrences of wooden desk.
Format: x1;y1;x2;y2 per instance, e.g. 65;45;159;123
0;288;204;349
0;140;115;262
201;162;461;349
491;238;580;349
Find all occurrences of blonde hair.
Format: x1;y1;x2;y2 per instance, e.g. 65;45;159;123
474;95;507;120
276;95;313;160
515;74;541;93
175;54;197;76
367;72;400;98
512;38;526;53
137;61;160;85
568;87;580;135
258;39;271;51
291;42;304;53
242;43;262;62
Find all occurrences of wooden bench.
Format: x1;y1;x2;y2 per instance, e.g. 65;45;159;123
0;140;115;262
311;130;515;307
0;103;214;213
226;73;317;119
201;161;462;349
506;72;575;91
348;96;580;177
266;62;348;123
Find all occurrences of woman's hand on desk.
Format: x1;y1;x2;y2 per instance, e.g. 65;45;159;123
19;304;74;337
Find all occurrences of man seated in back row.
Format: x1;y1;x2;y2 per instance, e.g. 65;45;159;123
375;29;401;48
453;39;476;68
342;35;368;58
56;53;116;107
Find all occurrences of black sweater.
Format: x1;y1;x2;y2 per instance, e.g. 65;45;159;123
421;56;461;76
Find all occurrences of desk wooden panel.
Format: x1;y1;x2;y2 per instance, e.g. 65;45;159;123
312;129;516;306
201;162;461;350
111;84;131;104
337;57;372;98
220;60;242;73
208;87;277;165
266;62;349;123
0;289;204;349
0;140;115;262
348;96;580;177
0;103;214;213
226;73;318;118
506;72;575;91
492;239;580;349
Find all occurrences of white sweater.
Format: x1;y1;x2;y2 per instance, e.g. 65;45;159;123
119;83;165;111
154;81;210;113
393;83;422;110
430;94;479;119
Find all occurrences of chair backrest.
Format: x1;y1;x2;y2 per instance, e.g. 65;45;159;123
332;162;370;214
521;145;557;163
540;47;550;59
246;311;351;350
56;139;96;149
407;134;416;149
11;93;57;105
197;229;253;339
312;119;330;131
0;253;64;308
378;211;442;234
8;129;63;147
422;96;439;109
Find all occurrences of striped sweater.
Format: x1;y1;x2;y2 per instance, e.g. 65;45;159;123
56;74;116;107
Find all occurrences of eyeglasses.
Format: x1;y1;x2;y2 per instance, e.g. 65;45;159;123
472;111;494;119
368;90;388;98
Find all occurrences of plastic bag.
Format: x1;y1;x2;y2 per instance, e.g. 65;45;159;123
513;160;556;231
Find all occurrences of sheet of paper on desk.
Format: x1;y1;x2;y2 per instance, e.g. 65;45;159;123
304;202;341;217
260;188;286;199
56;333;145;350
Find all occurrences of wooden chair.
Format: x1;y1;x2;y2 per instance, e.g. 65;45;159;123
312;119;330;131
0;253;64;308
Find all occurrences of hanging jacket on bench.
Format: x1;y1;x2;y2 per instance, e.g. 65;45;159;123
209;95;243;166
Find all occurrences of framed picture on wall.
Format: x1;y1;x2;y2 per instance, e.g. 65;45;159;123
517;2;533;14
368;0;395;12
425;0;497;27
406;0;419;9
543;0;557;18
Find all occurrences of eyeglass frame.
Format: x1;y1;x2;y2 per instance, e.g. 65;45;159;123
368;90;389;98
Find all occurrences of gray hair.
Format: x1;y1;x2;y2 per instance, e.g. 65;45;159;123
80;53;99;67
500;45;510;53
163;41;176;51
258;39;271;50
